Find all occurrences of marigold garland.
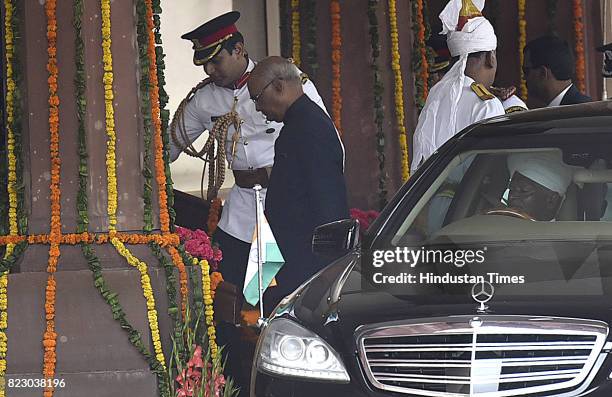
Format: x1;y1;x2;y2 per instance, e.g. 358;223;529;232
101;0;118;230
330;0;342;135
151;0;175;231
388;0;409;181
3;0;17;243
1;232;179;247
518;0;528;100
111;238;166;368
43;0;61;397
199;259;218;360
82;243;170;394
167;246;189;319
0;0;210;394
291;0;301;67
73;2;169;391
101;0;168;373
573;0;586;93
412;0;429;108
144;0;171;234
150;242;182;353
43;0;61;394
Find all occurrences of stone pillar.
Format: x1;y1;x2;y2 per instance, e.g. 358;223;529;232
5;1;173;395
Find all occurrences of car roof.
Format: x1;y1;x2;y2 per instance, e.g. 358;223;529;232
459;100;612;139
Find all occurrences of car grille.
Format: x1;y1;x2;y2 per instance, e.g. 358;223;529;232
356;316;608;396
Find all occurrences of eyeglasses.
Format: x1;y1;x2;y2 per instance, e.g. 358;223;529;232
250;78;276;104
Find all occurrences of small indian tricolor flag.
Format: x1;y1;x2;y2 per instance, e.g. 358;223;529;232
243;215;285;306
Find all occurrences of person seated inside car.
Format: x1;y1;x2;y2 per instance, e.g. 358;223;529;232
486;151;573;221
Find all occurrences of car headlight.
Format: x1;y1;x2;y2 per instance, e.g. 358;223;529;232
255;318;350;382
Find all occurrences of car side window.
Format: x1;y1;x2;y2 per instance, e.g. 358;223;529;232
393;153;482;244
392;149;612;248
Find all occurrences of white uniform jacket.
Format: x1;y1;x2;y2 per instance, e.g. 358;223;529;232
411;76;505;172
169;59;327;242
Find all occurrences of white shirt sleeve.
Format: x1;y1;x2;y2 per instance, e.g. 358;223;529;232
475;97;505;121
502;95;528;111
169;91;212;162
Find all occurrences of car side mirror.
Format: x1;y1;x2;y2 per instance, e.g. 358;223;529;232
312;219;360;261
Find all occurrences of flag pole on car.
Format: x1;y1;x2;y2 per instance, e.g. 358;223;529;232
254;184;266;327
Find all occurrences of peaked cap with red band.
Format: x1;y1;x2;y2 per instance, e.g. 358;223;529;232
427;35;452;73
181;11;241;66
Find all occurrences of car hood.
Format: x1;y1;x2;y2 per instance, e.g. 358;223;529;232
286;251;612;351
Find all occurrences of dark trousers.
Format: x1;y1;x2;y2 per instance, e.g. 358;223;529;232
213;227;251;397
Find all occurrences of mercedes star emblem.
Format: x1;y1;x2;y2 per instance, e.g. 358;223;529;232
471;281;494;313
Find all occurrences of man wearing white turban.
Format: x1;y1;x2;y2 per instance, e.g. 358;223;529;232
411;0;504;172
486;151;573;221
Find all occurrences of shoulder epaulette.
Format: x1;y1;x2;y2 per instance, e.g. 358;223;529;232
186;77;213;102
505;105;527;114
170;78;214;149
470;83;496;101
300;72;309;85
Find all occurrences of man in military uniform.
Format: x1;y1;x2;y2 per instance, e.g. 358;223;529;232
169;12;327;396
412;0;504;172
427;33;527;115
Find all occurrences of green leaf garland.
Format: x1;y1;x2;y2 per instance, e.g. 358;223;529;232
302;0;318;81
151;0;176;231
367;0;387;210
136;0;154;233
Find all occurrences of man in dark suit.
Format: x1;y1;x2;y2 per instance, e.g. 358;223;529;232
523;36;591;107
247;56;349;308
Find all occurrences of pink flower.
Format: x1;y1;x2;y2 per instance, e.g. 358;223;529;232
178;227;223;264
350;208;379;232
176;368;198;397
176;226;194;241
176;344;209;396
203;373;226;397
188;345;204;369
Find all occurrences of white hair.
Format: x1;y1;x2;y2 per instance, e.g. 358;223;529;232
257;58;301;85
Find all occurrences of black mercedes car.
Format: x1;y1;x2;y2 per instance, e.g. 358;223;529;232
251;101;612;396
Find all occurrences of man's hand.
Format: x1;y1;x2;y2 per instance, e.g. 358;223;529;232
490;86;517;101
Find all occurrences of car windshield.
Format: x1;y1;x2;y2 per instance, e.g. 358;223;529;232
364;133;612;296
